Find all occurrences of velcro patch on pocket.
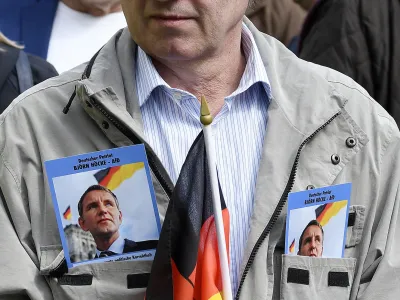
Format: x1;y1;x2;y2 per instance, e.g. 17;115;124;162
127;273;150;289
58;274;93;286
347;212;356;227
328;271;349;287
287;268;309;285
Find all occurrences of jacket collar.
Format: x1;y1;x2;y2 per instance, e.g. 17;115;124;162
78;19;346;137
77;28;145;139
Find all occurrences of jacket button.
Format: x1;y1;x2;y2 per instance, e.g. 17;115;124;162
306;185;315;190
346;137;356;148
331;154;340;165
102;121;110;129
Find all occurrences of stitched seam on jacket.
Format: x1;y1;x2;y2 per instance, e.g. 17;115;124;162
0;153;22;194
328;80;374;102
329;79;396;125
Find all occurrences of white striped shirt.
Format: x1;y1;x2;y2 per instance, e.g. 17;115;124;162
136;23;271;294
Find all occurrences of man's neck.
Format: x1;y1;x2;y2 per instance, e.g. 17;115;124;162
94;232;120;251
152;29;246;116
61;0;122;17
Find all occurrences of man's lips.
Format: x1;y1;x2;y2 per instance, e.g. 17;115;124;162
98;219;112;224
150;14;194;24
150;13;193;19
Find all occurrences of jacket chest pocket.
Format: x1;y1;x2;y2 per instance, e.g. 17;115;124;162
40;247;152;300
280;255;356;300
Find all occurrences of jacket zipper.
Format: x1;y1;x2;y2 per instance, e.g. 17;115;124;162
235;111;342;300
90;97;174;197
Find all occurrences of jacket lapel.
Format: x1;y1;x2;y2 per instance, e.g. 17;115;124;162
77;29;145;141
20;0;58;58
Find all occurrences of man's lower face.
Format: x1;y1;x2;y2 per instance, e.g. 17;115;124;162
92;219;118;236
299;244;323;257
307;248;320;257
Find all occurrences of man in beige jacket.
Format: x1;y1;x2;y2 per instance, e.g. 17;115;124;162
0;0;399;299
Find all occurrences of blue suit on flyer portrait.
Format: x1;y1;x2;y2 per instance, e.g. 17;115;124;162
0;0;58;59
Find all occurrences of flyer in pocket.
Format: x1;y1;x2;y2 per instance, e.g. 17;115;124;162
44;145;161;268
285;183;351;258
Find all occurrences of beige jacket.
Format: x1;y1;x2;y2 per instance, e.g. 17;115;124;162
0;19;399;300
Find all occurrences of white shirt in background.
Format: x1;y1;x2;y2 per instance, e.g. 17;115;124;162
47;1;127;73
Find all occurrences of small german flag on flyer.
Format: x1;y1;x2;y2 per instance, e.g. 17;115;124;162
44;145;161;268
285;183;351;258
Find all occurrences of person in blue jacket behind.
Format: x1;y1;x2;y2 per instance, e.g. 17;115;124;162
0;0;59;59
0;0;124;73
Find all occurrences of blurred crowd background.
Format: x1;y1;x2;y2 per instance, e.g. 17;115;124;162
0;0;399;124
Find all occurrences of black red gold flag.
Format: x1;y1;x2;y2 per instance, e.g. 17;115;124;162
289;238;295;253
315;200;347;226
63;205;72;220
93;162;144;190
146;132;230;300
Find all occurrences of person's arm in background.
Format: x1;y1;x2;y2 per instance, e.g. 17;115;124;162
246;0;306;46
0;32;58;114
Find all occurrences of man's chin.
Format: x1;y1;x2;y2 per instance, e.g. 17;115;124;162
142;37;211;63
93;227;117;237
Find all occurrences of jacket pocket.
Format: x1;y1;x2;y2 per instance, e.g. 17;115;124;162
280;254;356;300
39;246;152;300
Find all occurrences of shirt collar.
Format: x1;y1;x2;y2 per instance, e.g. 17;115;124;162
229;23;271;100
95;235;125;257
136;22;272;107
136;46;168;107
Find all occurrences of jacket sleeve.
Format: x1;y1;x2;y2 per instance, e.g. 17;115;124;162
355;134;400;299
0;164;53;299
299;0;375;99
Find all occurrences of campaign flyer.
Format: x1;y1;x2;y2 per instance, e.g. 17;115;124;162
285;183;351;258
44;145;161;268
